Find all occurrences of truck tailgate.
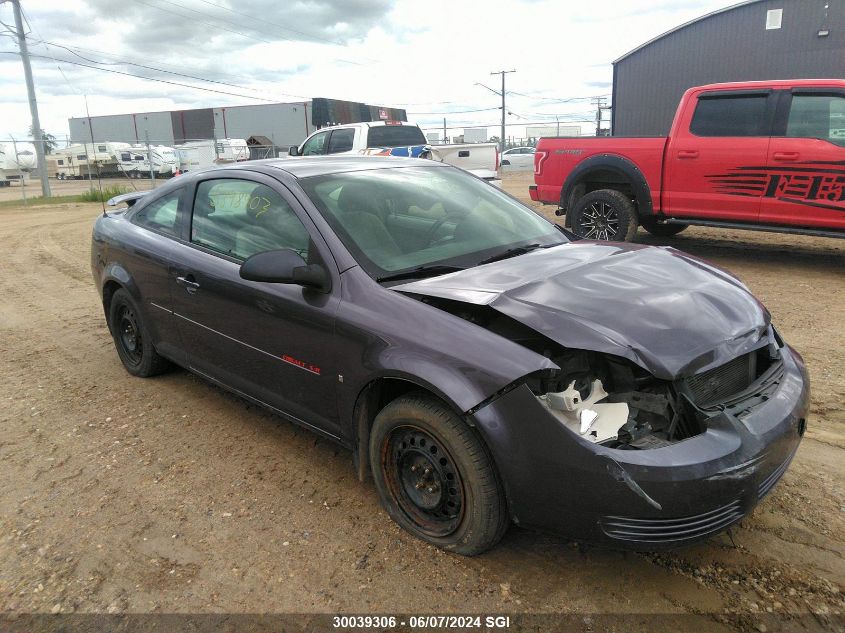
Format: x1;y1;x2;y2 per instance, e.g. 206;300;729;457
429;143;501;185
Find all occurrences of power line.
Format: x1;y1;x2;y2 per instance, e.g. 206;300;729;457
0;50;286;103
408;106;500;115
25;37;308;100
507;91;610;102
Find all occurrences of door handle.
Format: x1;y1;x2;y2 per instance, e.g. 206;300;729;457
677;150;699;159
772;151;800;161
176;275;200;294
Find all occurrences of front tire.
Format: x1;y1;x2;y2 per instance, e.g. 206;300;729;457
369;394;508;555
571;189;638;241
107;289;170;377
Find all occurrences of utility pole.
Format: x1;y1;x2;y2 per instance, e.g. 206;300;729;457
490;70;515;153
591;96;611;136
442;117;446;144
7;0;51;197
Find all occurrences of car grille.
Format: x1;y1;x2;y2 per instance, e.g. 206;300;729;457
599;499;744;544
686;352;755;407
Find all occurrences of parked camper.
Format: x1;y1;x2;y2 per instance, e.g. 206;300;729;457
53;142;128;180
175;138;249;172
116;145;179;178
0;142;37;186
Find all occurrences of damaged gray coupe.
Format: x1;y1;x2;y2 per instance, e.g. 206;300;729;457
92;157;809;554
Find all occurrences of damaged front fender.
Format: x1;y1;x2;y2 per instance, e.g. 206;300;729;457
468;347;808;547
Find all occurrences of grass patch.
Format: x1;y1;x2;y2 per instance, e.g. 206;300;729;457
77;185;131;202
0;185;133;209
0;194;81;209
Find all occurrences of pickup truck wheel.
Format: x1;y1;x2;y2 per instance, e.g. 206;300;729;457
571;189;638;242
370;394;508;555
642;219;688;237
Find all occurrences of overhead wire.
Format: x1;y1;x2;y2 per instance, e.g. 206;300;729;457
0;51;285;102
25;37;308;100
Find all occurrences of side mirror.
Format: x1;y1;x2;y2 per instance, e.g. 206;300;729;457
239;249;330;292
288;145;300;156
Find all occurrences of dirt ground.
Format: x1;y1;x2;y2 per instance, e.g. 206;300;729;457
0;171;843;630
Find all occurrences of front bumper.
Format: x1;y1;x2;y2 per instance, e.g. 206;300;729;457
470;346;809;549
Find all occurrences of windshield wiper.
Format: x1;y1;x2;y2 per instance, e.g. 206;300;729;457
376;264;465;284
476;243;546;266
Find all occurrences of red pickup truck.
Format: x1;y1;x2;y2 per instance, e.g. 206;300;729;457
530;79;845;241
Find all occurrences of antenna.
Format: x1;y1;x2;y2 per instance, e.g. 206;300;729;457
83;95;107;216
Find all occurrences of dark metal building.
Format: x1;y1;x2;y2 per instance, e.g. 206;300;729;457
612;0;845;136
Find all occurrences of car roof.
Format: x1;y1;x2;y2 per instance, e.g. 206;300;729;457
221;156;448;179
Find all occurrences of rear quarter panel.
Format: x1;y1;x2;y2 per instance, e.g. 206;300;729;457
534;137;668;211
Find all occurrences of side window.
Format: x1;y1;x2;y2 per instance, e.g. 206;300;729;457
121;153;130;161
191;179;311;261
132;188;184;237
786;94;845;146
301;131;329;156
328;128;355;154
690;95;770;137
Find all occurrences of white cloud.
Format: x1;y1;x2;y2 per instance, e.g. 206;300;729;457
0;0;734;141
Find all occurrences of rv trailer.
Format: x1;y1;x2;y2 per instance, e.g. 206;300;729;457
0;142;37;187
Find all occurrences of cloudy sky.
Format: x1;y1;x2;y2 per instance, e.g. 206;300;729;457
0;0;735;142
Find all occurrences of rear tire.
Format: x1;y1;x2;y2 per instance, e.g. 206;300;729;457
107;289;170;377
369;394;508;555
641;220;688;238
571;189;638;242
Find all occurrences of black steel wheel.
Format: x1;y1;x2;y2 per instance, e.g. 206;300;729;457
382;425;465;537
571;189;638;242
107;288;170;377
370;394;508;555
116;303;143;367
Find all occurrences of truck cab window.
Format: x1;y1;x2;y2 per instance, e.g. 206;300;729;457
301;131;329;156
786;94;845;146
690;95;769;137
328;129;355;154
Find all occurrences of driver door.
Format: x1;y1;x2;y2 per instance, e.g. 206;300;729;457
168;172;342;438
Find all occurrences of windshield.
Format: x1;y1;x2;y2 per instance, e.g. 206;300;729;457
299;166;566;279
366;125;427;148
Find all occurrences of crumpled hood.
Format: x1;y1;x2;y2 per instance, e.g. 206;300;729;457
393;242;771;379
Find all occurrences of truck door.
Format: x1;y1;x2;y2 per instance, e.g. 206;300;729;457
664;90;776;222
759;89;845;229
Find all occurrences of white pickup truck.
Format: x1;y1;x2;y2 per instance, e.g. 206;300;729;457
287;121;501;186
